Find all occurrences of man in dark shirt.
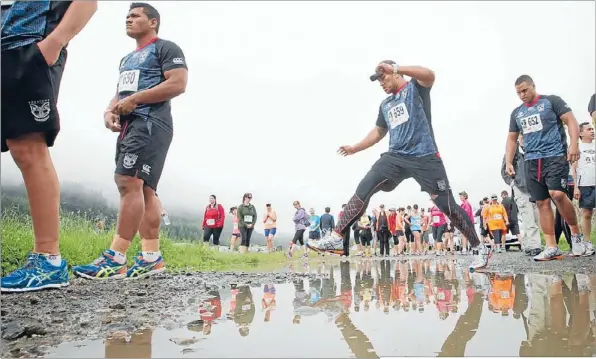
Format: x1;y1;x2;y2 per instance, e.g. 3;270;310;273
74;3;188;280
1;0;97;292
319;207;335;237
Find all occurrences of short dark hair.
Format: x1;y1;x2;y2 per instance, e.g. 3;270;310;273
501;190;508;196
580;122;591;132
130;2;160;34
514;75;534;86
325;207;330;213
413;204;418;209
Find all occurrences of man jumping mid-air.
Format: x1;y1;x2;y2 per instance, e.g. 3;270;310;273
306;60;491;271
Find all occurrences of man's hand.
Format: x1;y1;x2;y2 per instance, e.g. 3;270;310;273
376;62;395;75
36;38;63;66
574;186;581;200
337;145;357;156
568;143;580;163
104;112;121;132
247;224;253;229
505;162;515;176
111;95;138;116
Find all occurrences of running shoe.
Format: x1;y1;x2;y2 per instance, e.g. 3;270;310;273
1;253;69;292
569;234;586;257
533;247;564;261
524;247;542;257
469;243;491;272
73;249;127;280
126;253;165;279
306;233;344;255
583;242;595;256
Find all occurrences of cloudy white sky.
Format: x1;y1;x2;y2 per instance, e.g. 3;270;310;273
2;1;594;234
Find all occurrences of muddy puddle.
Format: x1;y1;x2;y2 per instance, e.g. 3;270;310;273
38;258;596;358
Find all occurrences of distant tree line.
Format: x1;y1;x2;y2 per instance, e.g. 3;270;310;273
0;183;270;244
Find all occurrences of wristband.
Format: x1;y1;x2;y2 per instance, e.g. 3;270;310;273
103;109;112;117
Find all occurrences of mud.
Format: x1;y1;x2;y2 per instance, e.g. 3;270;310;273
1;252;594;358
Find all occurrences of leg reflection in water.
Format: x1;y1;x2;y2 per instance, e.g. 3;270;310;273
334;261;379;359
437;291;484;356
105;329;152;359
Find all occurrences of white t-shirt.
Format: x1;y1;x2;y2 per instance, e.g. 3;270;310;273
577;141;596;186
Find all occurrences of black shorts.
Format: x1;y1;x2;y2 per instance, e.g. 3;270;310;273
367;152;452;195
309;230;321;240
360;230;372;246
525;155;569;202
1;43;67;152
508;220;521;235
115;117;173;190
432;224;446;243
579;186;596;209
292;229;305;245
395;230;404;237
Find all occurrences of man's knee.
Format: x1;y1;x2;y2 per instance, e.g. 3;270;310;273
536;199;552;210
7;133;50;169
114;174;144;195
549;190;566;202
583;209;593;219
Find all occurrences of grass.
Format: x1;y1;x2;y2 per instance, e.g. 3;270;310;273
1;211;288;276
541;231;596;252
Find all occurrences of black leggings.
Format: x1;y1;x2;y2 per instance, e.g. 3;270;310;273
333;154;480;248
554;185;573;248
239;227;254;247
342;227;351;256
203;227;223;245
292;229;305;245
491;229;504;244
378;229;391;255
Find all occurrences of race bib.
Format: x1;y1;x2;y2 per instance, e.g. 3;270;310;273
387;103;409;129
493;214;503;220
244;215;253;223
520;114;543;134
118;70;140;93
241;304;251;311
233;223;238;229
500;291;510;299
437;292;446;300
266;218;274;224
206;219;215;226
433;216;440;224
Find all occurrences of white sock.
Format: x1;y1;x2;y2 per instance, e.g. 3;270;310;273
44;254;62;267
142;251;161;262
111;250;127;265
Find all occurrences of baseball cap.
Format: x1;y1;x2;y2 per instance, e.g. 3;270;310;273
369;60;396;82
491;194;498;200
266;203;271;207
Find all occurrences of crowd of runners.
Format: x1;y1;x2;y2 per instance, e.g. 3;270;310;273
1;1;595;292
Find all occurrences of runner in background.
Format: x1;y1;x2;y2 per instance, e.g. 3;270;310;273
229;207;241;251
263;203;277;253
0;1;98;292
388;207;398;255
500;190;521;247
404;205;413;253
237;193;257;254
430;205;447;255
482;195;509;253
376;205;391;256
458;191;474;254
589;93;595;125
371;208;379;256
74;2;188;280
288;201;308;258
395;207;407;255
319;207;335;237
338;204;351;257
572;122;596;256
358;213;373;257
407;205;423;255
308;208;321;243
202;195;225;246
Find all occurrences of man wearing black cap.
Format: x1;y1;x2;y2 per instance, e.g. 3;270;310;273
308;60;490;271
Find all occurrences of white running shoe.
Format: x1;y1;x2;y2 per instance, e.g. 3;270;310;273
469;243;491;272
570;234;586;257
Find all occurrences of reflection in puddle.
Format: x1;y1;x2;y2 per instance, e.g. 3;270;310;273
46;259;596;358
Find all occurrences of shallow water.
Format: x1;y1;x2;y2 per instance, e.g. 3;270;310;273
46;258;596;358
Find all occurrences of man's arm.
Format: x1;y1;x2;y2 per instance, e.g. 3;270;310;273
506;110;520;166
396;66;435;88
353;107;388;153
588;94;595;124
548;95;579;148
45;1;98;47
129;41;188;105
572;160;579;188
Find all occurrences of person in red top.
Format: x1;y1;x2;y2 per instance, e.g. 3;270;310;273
202;194;225;246
388;207;398;254
198;290;222;335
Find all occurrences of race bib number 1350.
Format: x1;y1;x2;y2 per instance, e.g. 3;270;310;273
118;70;140;93
520;114;543;134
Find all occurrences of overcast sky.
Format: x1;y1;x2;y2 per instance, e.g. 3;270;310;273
2;1;594;234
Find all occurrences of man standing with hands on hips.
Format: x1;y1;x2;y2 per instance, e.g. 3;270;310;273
74;3;188;280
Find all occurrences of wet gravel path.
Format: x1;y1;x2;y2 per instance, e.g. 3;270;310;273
0;252;593;358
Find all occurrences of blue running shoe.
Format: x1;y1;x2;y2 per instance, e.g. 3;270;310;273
1;253;69;292
126;253;165;279
72;250;127;280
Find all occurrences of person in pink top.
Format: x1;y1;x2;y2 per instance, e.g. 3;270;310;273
229;207;241;251
458;191;474;254
430;206;447;255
